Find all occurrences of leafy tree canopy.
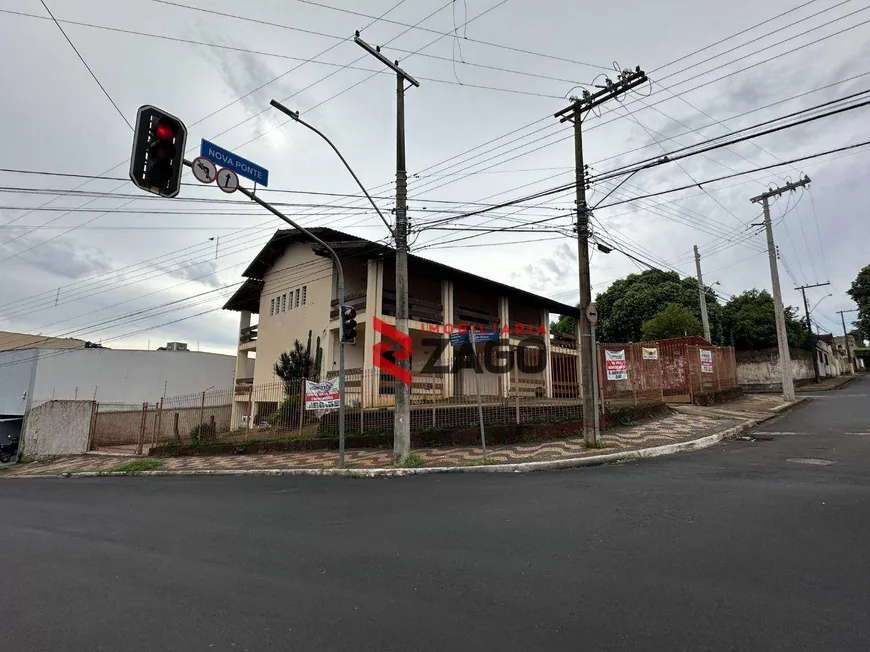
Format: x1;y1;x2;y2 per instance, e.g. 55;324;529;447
595;270;720;343
641;303;703;341
721;289;808;350
847;264;870;343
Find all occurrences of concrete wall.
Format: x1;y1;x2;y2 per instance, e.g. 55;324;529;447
7;349;236;407
21;400;94;459
737;347;815;391
255;243;334;386
93;403;233;447
0;349;37;416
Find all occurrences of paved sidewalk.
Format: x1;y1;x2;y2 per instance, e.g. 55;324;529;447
2;408;757;477
796;373;863;392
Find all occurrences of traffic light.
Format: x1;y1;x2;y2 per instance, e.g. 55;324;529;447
129;105;187;198
340;305;357;344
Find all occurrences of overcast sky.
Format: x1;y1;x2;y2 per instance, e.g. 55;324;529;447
1;0;868;356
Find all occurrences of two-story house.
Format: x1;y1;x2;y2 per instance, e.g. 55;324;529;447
223;228;581;424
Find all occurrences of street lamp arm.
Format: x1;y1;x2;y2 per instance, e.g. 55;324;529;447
269;100;395;240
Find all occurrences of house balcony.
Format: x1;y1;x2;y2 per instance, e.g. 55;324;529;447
235;377;254;396
383;292;444;324
330;291;367;320
239;325;258;351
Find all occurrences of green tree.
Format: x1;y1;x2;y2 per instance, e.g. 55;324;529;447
595;270;721;343
641;303;703;341
549;308;578;339
847;264;870;343
721;289;808;350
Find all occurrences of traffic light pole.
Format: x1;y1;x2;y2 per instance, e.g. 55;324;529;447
183;159;348;466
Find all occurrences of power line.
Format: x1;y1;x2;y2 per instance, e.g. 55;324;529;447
36;1;133;131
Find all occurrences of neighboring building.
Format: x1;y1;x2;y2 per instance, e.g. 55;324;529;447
0;330;86;351
0;347;243;426
223;228;581;422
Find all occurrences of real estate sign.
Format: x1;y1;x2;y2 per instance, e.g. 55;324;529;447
642;347;659;360
699;349;714;374
305;377;341;410
605;349;628;381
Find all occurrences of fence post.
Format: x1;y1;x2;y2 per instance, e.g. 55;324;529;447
246;385;254;431
431;374;436;428
87;401;98;452
198;390;206;432
632;346;638;406
299;378;306;436
136;402;147;455
173;412;179;439
513;348;520;425
151;398;163;446
597;343;606;419
714;347;721;391
360;371;365;434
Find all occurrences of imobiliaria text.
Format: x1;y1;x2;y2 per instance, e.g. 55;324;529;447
372;317;550;386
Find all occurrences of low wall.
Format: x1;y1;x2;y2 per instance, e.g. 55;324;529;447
151;403;669;457
737;347;814;391
692;387;744;406
93;404;232;447
21;400;94;459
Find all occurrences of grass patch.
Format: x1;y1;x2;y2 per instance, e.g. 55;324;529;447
113;459;162;473
394;452;425;468
463;456;503;466
586;438;614;449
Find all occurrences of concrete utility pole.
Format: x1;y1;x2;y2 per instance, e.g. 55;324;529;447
750;175;811;401
795;282;830;382
837;309;858;372
355;34;420;462
554;67;647;446
693;245;711;342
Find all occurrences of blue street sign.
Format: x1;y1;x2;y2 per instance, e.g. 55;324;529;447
449;330;499;346
200;139;269;187
470;329;499;343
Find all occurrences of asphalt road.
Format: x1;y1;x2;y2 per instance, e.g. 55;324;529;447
2;377;869;651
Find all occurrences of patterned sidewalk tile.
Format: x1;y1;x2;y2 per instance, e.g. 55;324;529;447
2;412;742;477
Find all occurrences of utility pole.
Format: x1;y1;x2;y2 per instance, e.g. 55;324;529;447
837;309;858;373
749;175;811;401
554;67;647;445
355;33;420;463
795;282;830;382
693;245;711;342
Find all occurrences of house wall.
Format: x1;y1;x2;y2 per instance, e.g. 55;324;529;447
21;400;94;459
0;349;37;416
255;243;334;386
736;347;815;391
14;349;236;406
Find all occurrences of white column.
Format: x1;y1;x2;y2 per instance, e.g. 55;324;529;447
362;258;384;408
498;296;510;397
234;310;251;380
542;308;553;398
440;280;454;398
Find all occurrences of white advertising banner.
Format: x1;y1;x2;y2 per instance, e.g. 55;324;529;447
605;349;628;381
699;349;714;374
642;347;659;361
304;377;341;410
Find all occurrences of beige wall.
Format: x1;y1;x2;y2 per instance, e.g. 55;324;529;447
0;331;85;351
254;243;334;386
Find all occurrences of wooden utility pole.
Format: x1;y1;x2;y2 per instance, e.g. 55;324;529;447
795;282;830;382
354;34;420;463
694;245;712;342
554;67;647;445
750;175;811;401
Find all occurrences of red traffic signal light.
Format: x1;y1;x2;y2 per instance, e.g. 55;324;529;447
130;106;187;198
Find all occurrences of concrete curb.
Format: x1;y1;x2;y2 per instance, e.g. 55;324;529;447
770;397;809;413
9;420;761;480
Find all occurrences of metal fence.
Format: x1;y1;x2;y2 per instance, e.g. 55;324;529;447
89;343;737;453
